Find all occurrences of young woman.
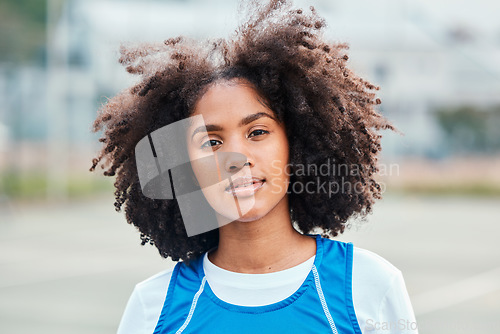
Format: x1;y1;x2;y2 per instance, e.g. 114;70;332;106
90;1;418;333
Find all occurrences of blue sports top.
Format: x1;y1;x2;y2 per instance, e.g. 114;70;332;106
153;235;362;334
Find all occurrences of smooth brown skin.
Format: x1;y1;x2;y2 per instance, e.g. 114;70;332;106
187;79;316;274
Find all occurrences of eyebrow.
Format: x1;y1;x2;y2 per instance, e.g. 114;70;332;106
190;112;277;140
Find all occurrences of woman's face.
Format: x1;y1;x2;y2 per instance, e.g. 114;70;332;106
186;79;290;224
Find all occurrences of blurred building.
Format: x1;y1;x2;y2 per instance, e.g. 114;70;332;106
1;0;500;162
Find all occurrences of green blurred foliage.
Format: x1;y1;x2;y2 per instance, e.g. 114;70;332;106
434;105;500;154
388;183;500;198
0;169;114;199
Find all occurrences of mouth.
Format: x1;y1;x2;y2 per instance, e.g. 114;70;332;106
225;177;265;196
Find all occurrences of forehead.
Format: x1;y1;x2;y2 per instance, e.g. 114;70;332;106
191;80;273;119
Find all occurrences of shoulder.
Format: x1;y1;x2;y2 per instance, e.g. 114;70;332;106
322;238;401;281
117;268;175;334
320;238;402;298
352;246;402;283
351;246;403;305
136;267;174;292
133;267;175;309
350;247;418;333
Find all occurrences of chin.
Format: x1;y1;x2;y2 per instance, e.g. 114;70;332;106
235;215;263;223
218;209;267;224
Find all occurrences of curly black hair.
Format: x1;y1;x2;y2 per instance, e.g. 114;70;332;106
89;0;399;262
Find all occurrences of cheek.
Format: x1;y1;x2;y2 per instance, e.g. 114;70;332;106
189;153;222;189
265;135;290;181
187;141;214;185
274;134;290;169
189;159;203;184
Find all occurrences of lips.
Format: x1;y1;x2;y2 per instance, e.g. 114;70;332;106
225;176;265;196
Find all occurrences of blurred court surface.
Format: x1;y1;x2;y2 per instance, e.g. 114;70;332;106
1;193;499;334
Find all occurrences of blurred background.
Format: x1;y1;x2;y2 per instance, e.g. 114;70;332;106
0;0;499;333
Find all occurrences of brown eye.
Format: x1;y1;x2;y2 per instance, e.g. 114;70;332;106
249;129;269;138
200;139;222;149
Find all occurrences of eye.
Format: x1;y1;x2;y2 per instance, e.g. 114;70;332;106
248;129;269;138
200;139;222;149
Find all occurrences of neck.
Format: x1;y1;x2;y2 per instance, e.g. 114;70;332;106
209;197;316;273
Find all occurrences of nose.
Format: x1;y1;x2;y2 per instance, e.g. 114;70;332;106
219;139;254;173
224;154;251;172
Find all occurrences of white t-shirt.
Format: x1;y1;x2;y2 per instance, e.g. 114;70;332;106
117;247;418;334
